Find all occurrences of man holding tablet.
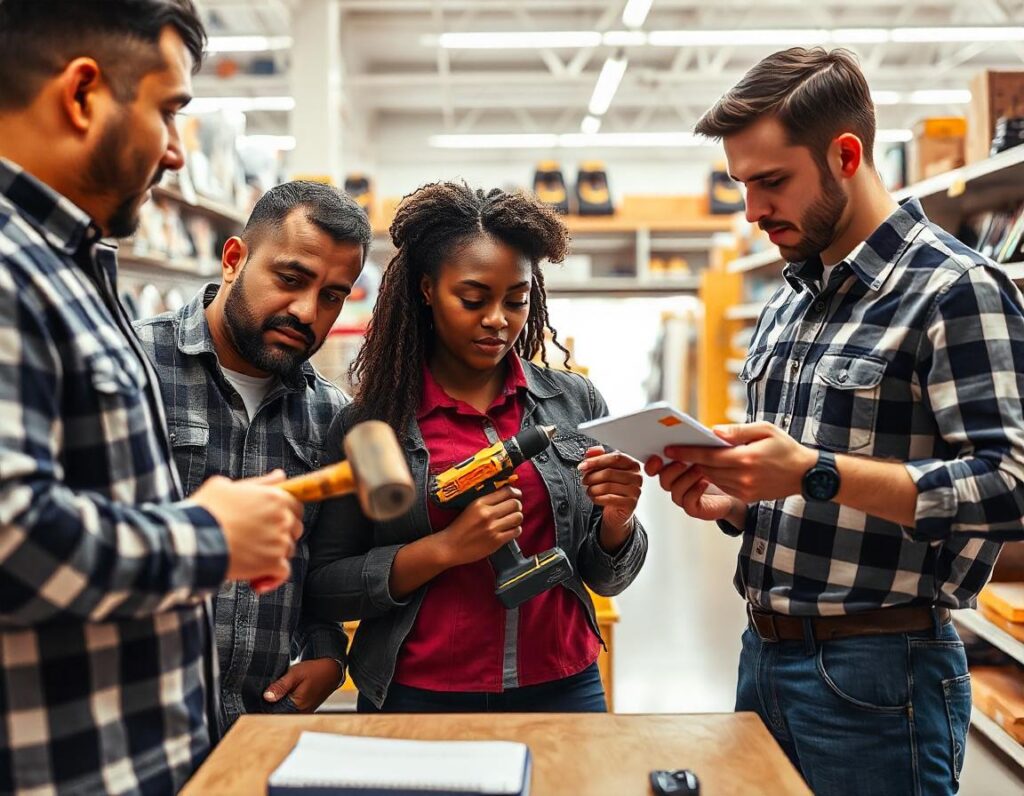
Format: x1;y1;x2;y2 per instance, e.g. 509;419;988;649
647;48;1024;795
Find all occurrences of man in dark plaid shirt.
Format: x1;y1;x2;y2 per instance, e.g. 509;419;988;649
135;181;370;729
0;3;304;793
650;49;1024;795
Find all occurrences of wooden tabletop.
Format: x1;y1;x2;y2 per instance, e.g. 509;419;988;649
182;712;810;795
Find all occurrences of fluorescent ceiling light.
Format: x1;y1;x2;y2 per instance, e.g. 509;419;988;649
430;27;1024;51
831;28;891;43
871;90;971;105
892;26;1024;42
435;31;601;49
603;30;649;46
206;36;292;53
649;29;828;46
588;55;628;116
239;135;296;151
184;96;296;114
622;0;654;29
430;129;915;149
429;131;711;149
581;115;602;135
870;91;902;105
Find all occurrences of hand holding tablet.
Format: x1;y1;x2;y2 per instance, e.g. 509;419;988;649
577;402;730;463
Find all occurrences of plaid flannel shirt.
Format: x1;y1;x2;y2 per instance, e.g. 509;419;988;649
134;285;348;730
0;159;228;794
731;198;1024;616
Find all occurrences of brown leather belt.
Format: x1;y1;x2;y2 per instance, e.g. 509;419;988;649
747;604;951;643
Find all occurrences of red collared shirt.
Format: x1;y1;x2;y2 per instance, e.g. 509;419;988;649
393;355;600;691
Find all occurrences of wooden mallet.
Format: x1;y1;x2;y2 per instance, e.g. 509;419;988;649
279;420;414;520
249;421;414;594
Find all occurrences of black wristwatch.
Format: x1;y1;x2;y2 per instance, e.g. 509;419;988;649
802;450;840;502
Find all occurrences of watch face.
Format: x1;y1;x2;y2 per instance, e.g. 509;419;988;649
806;468;839;500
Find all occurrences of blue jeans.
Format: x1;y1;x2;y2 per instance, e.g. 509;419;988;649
736;618;971;796
357;662;607;713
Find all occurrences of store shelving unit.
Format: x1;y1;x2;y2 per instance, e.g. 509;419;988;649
369;196;734;298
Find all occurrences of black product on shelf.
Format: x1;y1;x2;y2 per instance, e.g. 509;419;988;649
709;167;745;214
344;174;374;215
963;201;1024;264
575;161;614;216
533;161;570;214
990;117;1024;157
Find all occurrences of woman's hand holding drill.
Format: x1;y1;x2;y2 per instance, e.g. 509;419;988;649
436;486;524;567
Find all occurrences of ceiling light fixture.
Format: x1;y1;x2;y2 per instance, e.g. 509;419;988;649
206;36;292;53
622;0;654;29
588;54;628;116
581;115;603;135
429;130;915;149
433;31;601;49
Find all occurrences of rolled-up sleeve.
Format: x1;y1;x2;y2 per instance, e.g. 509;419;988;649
906;266;1024;541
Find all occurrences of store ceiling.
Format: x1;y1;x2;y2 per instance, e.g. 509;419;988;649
196;0;1024;156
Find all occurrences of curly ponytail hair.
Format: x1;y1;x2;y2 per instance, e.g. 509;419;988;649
348;182;571;434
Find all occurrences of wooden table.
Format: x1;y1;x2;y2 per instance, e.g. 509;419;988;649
182;712;810;795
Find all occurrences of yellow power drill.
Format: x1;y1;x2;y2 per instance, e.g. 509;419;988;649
430;425;574;608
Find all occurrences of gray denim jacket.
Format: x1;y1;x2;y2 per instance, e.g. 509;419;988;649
305;361;648;707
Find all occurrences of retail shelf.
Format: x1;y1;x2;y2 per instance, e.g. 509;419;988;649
725;407;747;423
563;216;733;235
546;277;700;297
725;302;766;322
728;248;783;275
726;358;745;375
895;145;1024;228
649;236;719;253
152;185;248;227
953;609;1024;666
970;708;1024;770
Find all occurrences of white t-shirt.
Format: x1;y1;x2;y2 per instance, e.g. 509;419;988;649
220;365;275;420
822;241;866;286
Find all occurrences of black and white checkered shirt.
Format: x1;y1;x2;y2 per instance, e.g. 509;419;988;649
0;158;229;793
731;198;1024;616
135;286;348;730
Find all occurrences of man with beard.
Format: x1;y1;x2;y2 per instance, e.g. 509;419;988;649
135;180;370;730
647;48;1024;794
0;2;306;793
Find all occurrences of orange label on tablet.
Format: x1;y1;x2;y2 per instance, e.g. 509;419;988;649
659;416;682;427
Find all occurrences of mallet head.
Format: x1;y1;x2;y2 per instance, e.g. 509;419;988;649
343;420;415;521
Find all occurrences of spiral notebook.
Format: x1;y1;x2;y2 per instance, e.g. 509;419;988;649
267;731;532;796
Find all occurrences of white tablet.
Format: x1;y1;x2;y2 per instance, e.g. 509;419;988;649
577;401;730;463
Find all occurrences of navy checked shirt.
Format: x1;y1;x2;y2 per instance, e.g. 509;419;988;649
134;285;348;730
732;198;1024;616
0;159;229;794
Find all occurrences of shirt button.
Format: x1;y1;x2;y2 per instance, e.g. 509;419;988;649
537;452;549;463
756;542;766;555
814;302;826;313
790;361;799;373
838;370;849;384
169;432;177;442
558;500;569;514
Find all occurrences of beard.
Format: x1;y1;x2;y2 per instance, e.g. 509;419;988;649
764;166;848;263
84;111;162;238
222;264;322;380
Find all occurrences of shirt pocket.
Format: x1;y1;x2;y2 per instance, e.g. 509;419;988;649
168;421;210;496
809;353;886;452
738;347;772;420
285;435;324;534
86;348;150;489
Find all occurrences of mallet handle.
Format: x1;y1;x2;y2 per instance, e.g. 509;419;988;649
279;461;357;502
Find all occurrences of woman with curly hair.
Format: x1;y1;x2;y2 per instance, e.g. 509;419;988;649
306;182;648;713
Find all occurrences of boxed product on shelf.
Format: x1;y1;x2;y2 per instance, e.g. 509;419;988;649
967;69;1024;164
980;582;1024;623
908;117;966;183
972;665;1024;743
980;604;1024;643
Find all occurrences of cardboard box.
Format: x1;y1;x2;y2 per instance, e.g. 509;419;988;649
980;582;1024;622
972;665;1024;743
908;117;966;183
967;70;1024;164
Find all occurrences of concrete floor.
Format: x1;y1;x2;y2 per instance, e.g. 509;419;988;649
614;486;1024;795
